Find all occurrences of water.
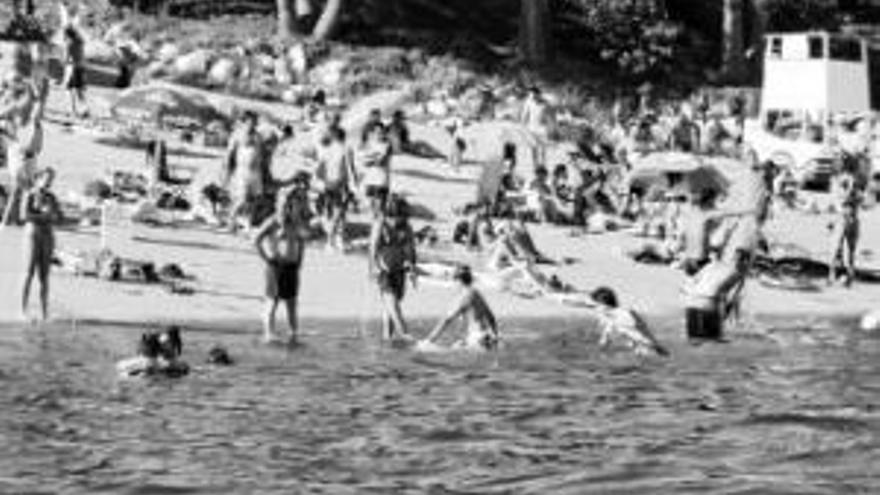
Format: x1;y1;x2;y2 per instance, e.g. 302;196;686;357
0;319;878;494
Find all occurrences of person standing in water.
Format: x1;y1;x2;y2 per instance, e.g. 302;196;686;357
420;265;498;352
224;111;266;233
828;161;862;287
368;195;417;341
20;167;61;322
254;179;312;345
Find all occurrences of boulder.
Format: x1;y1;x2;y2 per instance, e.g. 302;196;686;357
274;57;293;86
174;49;213;78
157;43;181;63
84;39;117;63
288;44;308;76
208;58;238;85
144;60;168;79
311;59;347;87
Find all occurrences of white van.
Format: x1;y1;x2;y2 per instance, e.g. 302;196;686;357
747;31;872;191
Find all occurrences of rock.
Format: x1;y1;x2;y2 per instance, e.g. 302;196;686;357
84;39;117;63
256;54;275;73
157;43;181;63
860;310;880;332
311;59;347;87
144;60;168;79
174;49;213;78
274;57;293;86
208;58;238;85
288;44;308;76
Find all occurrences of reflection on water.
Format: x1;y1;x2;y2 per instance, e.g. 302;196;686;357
0;320;878;494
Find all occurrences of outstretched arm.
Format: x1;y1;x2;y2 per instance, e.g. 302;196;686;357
424;292;470;343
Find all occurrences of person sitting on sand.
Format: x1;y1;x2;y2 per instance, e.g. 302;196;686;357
224;111;267;233
589;287;668;356
254;184;312;345
369;195;418;341
494;216;552;264
20;167;61;322
419;265;499;352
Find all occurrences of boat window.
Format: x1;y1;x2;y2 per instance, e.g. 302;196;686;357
830;37;862;61
769;37;783;58
808;36;824;59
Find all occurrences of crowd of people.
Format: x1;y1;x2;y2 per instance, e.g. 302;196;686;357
0;16;874;369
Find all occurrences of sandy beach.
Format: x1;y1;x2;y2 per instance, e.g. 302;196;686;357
2;85;880;338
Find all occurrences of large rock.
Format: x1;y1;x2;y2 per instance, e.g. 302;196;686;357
208;58;238;85
174;49;213;78
311;59;347;87
84;39;117;63
288;44;308;76
157;43;180;63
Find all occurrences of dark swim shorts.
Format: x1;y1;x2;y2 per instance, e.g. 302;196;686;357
377;269;406;300
265;261;301;300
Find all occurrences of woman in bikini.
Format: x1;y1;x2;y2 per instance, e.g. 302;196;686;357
254;183;312;345
20;167;61;322
369;195;417;341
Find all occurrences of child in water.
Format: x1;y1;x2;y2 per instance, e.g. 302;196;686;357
589;287;669;356
419;265;499;352
117;326;189;378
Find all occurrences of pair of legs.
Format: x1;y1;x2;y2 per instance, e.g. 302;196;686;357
22;231;53;321
64;65;89;118
320;190;347;249
828;224;858;286
377;270;410;340
263;297;298;344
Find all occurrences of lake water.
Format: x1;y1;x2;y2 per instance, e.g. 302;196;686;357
0;318;877;494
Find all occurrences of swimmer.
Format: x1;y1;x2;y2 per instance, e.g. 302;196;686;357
117;326;190;378
419;265;499;352
590;287;669;357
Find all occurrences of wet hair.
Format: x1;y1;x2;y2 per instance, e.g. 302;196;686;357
590;286;619;308
553;164;568;178
534;165;548;177
138;332;163;359
207;346;234;366
453;265;474;286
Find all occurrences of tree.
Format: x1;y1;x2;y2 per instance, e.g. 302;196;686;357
277;0;344;41
520;0;550;65
721;0;747;82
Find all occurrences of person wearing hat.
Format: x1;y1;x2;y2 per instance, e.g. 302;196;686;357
20;166;61;322
589;286;668;356
253;183;313;345
418;265;498;352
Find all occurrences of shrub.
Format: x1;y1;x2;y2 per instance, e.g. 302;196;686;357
553;0;683;82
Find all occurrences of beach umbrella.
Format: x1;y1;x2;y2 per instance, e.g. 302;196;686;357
111;86;226;126
629;152;729;195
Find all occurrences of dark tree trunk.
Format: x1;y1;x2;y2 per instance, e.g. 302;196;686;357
520;0;550;65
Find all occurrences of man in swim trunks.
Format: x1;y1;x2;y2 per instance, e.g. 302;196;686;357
254;185;312;345
369;195;417;341
315;126;355;250
420;265;499;352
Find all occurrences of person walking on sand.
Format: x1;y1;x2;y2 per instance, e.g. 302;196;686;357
61;25;89;118
224;111;266;233
254;184;312;345
520;87;550;167
419;265;498;352
369;195;417;341
315;126;356;251
20;167;61;322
